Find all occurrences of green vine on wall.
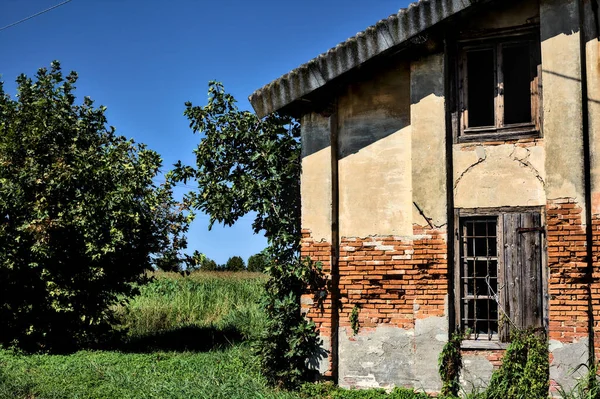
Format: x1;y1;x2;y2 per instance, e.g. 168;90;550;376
439;330;466;397
350;305;360;335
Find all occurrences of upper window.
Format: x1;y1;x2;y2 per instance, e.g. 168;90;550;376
458;32;541;141
455;209;545;347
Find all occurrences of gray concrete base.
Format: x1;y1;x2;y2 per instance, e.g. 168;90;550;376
338;317;447;391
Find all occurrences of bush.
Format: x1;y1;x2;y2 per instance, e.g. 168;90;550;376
299;382;432;399
0;62;190;352
483;329;549;399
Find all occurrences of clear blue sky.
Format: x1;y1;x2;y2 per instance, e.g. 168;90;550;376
0;0;408;265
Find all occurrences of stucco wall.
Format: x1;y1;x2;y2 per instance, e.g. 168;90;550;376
337;60;412;238
453;141;546;208
301;112;332;243
411;53;447;227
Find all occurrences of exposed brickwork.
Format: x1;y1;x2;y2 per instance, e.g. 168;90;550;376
546;199;590;343
337;227;448;332
592;214;600;361
300;229;334;376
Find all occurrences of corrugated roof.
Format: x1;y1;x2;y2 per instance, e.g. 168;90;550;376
249;0;477;117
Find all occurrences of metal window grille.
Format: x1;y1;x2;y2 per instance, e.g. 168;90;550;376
460;217;499;340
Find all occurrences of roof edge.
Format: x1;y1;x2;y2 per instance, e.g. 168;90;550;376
249;0;476;118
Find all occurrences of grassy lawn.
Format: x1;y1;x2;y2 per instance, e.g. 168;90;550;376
0;271;438;399
0;271;301;399
0;345;300;399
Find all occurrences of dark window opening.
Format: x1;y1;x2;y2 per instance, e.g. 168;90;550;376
458;32;541;140
467;49;496;128
503;44;532;125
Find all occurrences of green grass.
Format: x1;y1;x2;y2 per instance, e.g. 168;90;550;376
0;271;440;399
114;271;268;341
0;345;300;399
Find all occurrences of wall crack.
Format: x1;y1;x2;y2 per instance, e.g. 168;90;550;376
454;148;487;191
509;145;545;186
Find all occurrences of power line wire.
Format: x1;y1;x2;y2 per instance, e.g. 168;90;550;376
0;0;73;33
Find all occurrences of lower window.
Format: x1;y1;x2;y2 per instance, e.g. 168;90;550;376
456;209;545;344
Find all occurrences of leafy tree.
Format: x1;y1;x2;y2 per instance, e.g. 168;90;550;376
247;252;269;273
225;255;245;271
174;81;323;388
185;250;206;271
201;258;218;271
0;62;191;352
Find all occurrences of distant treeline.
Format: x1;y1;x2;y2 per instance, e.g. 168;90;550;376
185;251;270;273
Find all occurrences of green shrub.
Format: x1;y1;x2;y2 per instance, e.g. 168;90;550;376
0;62;190;352
484;329;549;399
299;382;431;399
439;331;466;397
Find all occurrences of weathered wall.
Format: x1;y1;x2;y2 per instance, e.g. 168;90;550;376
334;54;449;391
460;0;540;31
337;230;448;391
411;53;447;227
301;112;332;243
453;140;546;208
337;60;412;238
541;0;590;391
583;0;600;364
300;112;335;376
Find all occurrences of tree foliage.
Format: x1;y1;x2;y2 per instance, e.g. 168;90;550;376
0;62;191;352
225;255;245;271
247;252;269;273
175;81;323;388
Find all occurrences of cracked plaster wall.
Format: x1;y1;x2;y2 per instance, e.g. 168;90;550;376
338;317;448;391
454;143;546;209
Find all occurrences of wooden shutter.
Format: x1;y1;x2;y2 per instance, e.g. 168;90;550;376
502;211;543;338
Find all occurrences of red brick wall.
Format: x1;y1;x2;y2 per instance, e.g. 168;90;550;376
337;227;448;333
546;199;590;344
592;215;600;361
300;229;335;376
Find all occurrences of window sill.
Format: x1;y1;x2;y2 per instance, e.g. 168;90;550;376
461;340;509;350
458;125;540;144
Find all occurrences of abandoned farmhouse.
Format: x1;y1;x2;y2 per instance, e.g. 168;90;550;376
250;0;600;392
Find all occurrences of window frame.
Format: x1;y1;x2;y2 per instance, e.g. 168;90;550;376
453;207;547;350
455;28;542;143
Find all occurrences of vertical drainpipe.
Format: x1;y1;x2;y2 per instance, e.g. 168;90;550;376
577;0;595;365
329;105;340;382
443;36;457;336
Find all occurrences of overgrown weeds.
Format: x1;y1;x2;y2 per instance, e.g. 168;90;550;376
113;271;267;342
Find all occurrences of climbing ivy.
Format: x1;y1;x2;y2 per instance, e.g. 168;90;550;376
439;330;467;397
350;305;360;335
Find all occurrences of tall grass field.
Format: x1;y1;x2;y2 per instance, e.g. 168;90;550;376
0;271;301;399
